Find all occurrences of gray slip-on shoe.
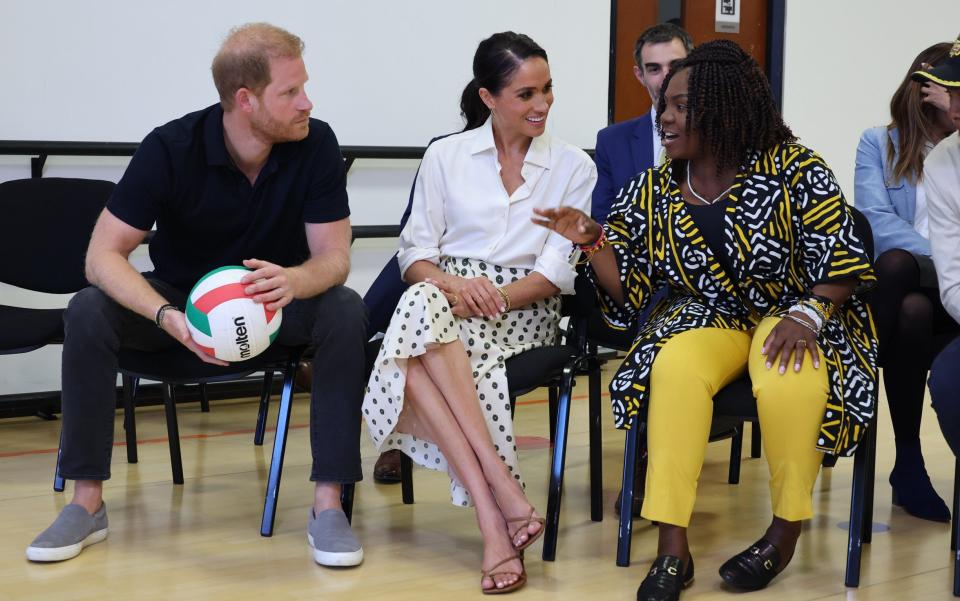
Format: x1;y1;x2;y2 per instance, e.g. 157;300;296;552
26;503;108;562
307;508;363;567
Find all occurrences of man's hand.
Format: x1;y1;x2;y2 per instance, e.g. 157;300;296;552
241;258;297;311
159;309;229;366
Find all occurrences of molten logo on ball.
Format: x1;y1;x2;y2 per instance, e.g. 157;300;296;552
185;266;282;362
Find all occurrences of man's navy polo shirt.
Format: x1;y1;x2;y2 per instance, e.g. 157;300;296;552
107;104;350;292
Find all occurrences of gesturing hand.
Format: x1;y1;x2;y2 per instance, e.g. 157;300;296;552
760;313;820;374
241;258;297;311
159;308;230;366
531;207;602;246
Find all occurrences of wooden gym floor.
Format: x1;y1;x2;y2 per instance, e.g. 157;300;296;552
0;362;957;601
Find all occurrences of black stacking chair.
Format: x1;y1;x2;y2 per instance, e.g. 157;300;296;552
615;206;880;588
388;274;604;561
51;343;346;537
0;178;114;356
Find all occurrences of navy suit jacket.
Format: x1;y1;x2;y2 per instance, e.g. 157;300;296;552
591;112;655;223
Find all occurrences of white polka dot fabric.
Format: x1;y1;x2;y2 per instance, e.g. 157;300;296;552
363;257;560;506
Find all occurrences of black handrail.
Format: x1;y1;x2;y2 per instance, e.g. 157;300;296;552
0;140;429;178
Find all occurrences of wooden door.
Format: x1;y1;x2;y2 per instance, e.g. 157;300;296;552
610;0;771;125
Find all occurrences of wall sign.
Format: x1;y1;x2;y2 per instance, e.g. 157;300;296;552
715;0;741;33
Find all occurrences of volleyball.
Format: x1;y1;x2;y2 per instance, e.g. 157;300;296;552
185;266;281;362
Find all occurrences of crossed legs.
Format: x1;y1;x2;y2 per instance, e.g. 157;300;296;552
398;339;539;591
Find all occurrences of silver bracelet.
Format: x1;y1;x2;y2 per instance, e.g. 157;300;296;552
789;303;824;331
784;313;819;335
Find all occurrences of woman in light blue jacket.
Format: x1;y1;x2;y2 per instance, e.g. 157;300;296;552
855;42;959;522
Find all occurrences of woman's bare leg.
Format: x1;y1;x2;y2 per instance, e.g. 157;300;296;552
401;356;523;591
416;340;542;546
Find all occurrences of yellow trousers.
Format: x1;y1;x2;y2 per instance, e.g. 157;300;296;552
641;317;829;527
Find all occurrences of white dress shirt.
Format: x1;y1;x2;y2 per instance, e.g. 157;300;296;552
925;131;960;322
397;118;597;294
650;105;665;166
912;141;935;239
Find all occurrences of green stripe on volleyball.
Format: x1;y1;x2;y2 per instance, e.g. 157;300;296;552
185;265;282;362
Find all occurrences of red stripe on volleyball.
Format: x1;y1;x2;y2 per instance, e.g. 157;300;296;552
193;283;250;313
197;343;216;357
264;307;276;323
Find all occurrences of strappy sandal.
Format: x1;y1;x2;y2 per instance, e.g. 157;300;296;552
506;508;545;551
481;554;527;595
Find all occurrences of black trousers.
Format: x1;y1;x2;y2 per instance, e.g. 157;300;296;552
58;278;367;483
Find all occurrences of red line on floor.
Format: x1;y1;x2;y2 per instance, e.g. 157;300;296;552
0;391;610;460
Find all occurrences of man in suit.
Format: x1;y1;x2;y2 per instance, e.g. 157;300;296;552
592;23;692;223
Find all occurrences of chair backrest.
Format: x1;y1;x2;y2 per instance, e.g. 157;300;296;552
0;177;114;293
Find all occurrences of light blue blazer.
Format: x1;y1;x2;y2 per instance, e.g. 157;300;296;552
854;125;930;258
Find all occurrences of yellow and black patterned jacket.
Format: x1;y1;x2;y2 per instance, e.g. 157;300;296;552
595;143;878;457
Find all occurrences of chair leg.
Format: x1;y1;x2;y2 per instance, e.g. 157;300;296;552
542;363;576;561
53;429;65;492
400;452;414;504
254;371;274;446
548;387;559;446
261;356;298;537
588;363;603;522
862;424;877;544
617;414;642;567
952;458;959;552
163;383;184;485
341;482;356;524
750;421;762;458
953;458;960;596
844;424;873;587
199;383;210;413
122;375;138;463
728;423;743;485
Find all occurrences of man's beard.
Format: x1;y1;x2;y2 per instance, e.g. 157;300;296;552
251;110;309;143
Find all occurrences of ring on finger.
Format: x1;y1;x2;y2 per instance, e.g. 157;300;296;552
450;294;459;307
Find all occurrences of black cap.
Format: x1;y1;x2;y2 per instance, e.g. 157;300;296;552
912;35;960;88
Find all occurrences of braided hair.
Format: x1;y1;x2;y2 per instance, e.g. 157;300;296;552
656;39;795;172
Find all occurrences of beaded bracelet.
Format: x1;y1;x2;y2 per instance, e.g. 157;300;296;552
579;228;607;254
804;296;837;321
575;228;608;264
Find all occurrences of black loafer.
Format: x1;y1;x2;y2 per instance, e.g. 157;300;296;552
636;554;694;601
719;539;783;591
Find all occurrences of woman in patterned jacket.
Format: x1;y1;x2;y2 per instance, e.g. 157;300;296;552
534;40;877;600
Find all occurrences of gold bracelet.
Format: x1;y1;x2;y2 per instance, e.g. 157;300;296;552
496;287;512;313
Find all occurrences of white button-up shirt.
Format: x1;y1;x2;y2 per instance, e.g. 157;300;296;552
397;118;597;294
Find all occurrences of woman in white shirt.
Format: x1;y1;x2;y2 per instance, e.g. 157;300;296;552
362;32;595;594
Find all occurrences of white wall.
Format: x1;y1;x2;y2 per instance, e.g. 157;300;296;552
782;0;960;198
0;1;610;395
0;0;609;149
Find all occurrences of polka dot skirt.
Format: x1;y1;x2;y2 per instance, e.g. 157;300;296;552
362;257;561;507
